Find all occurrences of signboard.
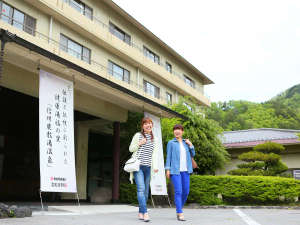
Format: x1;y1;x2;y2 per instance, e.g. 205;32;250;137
144;112;168;195
39;70;77;193
293;170;300;180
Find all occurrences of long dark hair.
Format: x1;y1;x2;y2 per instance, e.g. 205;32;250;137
140;117;154;141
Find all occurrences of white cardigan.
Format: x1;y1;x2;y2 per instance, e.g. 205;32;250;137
128;132;159;183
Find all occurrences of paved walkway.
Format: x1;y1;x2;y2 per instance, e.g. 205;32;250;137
1;206;300;225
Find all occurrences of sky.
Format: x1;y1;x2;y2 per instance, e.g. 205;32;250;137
112;0;300;103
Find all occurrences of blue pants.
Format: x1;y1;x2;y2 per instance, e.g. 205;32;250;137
134;165;151;213
171;172;190;213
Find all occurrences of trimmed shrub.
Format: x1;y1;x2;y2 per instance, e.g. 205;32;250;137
239;151;280;163
120;175;300;205
228;168;264;176
188;175;300;205
119;183;137;204
237;162;265;170
254;141;285;154
229;142;288;176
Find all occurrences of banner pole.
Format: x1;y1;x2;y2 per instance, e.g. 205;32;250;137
166;195;172;208
76;193;80;207
150;195;156;208
39;190;44;211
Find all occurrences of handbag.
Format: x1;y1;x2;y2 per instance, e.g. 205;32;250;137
191;157;198;169
185;139;198;169
124;155;140;173
124;141;141;173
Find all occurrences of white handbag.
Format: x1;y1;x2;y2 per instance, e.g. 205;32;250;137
124;155;140;173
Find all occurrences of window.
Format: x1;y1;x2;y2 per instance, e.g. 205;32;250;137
184;75;195;88
12;9;24;30
183;102;192;111
63;0;93;20
165;62;172;73
143;46;160;64
0;1;36;36
108;61;130;84
60;34;91;64
143;80;160;99
166;92;172;104
109;22;131;45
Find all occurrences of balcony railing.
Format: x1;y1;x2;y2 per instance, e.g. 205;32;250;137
60;0;204;93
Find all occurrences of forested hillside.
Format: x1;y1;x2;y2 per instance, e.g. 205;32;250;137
205;84;300;131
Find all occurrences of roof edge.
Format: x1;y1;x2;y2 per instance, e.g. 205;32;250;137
223;128;300;134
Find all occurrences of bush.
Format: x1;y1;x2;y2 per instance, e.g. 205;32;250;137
119;183;137;204
120;175;300;205
188;175;300;205
229;142;288;176
254;141;285;154
238;151;280;163
228;168;264;176
237;162;265;170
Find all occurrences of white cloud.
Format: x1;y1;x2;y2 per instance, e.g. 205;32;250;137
112;0;300;103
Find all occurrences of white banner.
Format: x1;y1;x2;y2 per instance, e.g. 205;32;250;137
39;70;77;193
144;112;168;196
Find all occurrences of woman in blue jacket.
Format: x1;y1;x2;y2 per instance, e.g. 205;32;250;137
165;124;195;221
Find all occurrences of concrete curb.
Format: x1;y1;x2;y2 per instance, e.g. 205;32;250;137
185;204;300;210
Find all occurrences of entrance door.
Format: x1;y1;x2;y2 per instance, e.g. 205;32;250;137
87;132;113;202
0;87;40;201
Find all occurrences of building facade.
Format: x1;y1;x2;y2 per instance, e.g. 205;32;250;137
0;0;213;202
217;128;300;177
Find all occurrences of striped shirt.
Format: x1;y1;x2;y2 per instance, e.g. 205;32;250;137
137;133;154;167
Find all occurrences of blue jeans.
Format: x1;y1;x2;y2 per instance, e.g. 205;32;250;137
171;172;190;213
134;165;151;213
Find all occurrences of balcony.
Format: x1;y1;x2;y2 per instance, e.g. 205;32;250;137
22;0;210;106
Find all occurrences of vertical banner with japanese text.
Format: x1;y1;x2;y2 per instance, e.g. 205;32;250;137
144;112;168;196
39;70;77;193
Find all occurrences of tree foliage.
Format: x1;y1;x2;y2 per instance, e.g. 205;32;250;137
205;84;300;130
161;97;230;174
228;142;288;176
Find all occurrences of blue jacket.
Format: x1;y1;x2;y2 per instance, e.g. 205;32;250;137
165;138;196;175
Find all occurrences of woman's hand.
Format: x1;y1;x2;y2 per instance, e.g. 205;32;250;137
185;139;193;147
139;138;147;146
154;169;159;173
166;170;170;179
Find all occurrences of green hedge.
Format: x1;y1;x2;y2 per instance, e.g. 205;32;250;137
189;175;300;205
120;175;300;205
119;183;137;204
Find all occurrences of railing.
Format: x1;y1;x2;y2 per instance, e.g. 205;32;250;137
61;0;204;93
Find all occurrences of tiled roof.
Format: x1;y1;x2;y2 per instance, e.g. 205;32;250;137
221;128;300;146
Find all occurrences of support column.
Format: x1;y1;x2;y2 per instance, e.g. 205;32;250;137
112;121;120;202
75;123;89;200
61;123;89;200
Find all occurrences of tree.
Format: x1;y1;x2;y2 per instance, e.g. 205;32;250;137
205;84;300;131
162;97;230;174
228;142;288;176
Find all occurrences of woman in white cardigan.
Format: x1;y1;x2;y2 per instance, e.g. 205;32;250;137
129;117;159;222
